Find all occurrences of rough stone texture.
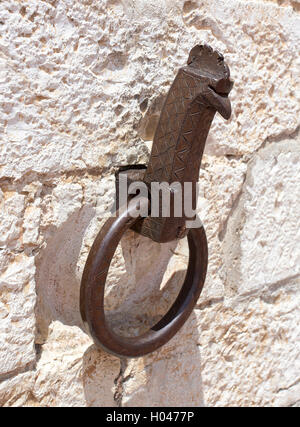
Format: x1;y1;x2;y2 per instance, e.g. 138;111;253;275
0;0;299;407
0;251;36;377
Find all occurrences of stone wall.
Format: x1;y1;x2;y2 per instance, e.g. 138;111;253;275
0;0;299;407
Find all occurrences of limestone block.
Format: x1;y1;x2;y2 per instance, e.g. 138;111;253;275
0;373;35;407
222;139;300;297
31;321;120;407
0;321;121;407
197;281;300;407
0;254;36;376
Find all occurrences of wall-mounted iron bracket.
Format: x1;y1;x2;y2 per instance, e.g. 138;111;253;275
80;44;233;358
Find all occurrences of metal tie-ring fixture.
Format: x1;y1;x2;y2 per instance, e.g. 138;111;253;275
80;44;233;358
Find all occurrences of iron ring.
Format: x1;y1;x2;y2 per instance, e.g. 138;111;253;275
80;197;208;358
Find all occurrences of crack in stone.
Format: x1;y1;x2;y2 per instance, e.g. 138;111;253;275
218;124;300;242
0;166;109;191
277;377;300;393
196;297;224;310
113;358;129;407
0;338;44;385
0;361;35;383
234;273;300;304
218;177;246;242
290;399;300;407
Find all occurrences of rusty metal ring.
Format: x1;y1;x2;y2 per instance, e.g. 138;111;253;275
80;197;208;358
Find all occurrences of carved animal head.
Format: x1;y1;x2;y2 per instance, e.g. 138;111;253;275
186;44;233;120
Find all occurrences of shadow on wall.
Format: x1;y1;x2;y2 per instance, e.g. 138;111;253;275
82;273;205;407
35;206;95;343
35;206;205;406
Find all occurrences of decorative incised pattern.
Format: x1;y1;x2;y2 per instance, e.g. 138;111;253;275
132;44;233;243
144;70;213;185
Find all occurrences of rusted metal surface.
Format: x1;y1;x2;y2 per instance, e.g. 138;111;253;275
80;197;208;358
133;44;233;243
80;45;233;358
